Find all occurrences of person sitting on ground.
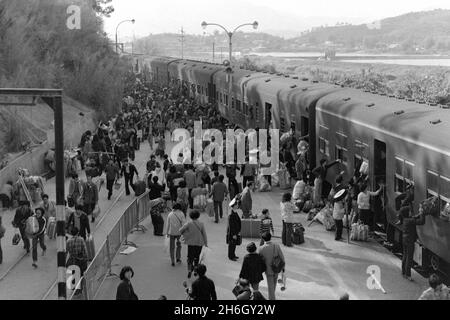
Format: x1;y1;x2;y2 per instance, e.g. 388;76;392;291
418;273;450;300
0;181;13;210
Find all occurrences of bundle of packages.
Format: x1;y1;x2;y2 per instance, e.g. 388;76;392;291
350;222;369;242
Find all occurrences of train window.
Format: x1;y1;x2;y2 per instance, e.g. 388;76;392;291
232;97;235;109
197;85;201;93
225;94;229;105
255;102;259;122
395;156;415;193
426;171;450;212
319;137;330;156
280;117;286;131
237;100;242;112
243;103;248;116
336;132;348;148
335;146;348;165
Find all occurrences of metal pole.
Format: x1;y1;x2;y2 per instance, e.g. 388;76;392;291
115;31;118;54
228;32;233;66
212;42;215;63
53;96;67;299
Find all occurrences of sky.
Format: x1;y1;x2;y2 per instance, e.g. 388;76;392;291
102;0;450;39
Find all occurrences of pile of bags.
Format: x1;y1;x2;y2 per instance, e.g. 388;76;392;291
312;205;335;231
292;223;305;245
350;222;369;241
192;187;208;211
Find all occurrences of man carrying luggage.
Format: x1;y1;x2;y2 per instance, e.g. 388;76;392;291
105;158;120;200
31;207;47;268
13;201;32;254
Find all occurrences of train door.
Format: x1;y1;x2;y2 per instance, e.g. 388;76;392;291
373;139;387;232
264;103;272;129
301;116;309;140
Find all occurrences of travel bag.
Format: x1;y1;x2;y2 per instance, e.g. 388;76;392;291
46;217;56;239
86;235;96;260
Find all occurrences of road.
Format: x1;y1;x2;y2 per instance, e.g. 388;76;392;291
0;139;154;300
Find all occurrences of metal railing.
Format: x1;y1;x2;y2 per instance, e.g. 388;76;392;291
69;190;153;300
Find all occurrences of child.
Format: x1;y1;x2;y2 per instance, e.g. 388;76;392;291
259;209;274;246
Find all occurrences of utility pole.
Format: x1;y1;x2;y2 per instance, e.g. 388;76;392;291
180;27;185;59
212;41;215;63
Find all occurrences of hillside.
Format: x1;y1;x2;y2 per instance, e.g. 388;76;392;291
292;9;450;53
0;0;135;161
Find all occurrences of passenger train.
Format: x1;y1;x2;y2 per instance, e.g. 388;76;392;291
144;56;450;278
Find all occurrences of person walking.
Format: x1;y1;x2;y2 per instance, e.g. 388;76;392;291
225;164;239;199
259;209;274;246
227;199;241;261
148;176;165;200
241;162;257;189
239;242;266;291
211;175;229;223
116;266;139;300
40;194;56;221
82;175;99;223
259;232;285;300
184;165;197;209
176;180;189;214
151;162;166;187
280;193;297;247
165;203;186;266
67;174;84;208
418;274;450;300
121;158;139;196
66;204;91;240
400;205;425;281
179;210;208;279
189;264;217;300
13;201;32;253
240;181;254;219
66;227;88;280
105;158;120;200
30;207;47;268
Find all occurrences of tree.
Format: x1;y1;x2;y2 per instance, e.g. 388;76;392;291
92;0;114;17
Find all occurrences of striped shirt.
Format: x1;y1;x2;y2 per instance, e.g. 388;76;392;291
260;216;274;235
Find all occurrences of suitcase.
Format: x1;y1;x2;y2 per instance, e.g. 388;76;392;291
206;199;214;217
86;235;96;261
134;180;147;197
240;219;261;238
292;231;304;245
46;217;56;239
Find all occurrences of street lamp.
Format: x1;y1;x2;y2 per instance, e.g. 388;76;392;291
115;19;135;54
201;21;258;66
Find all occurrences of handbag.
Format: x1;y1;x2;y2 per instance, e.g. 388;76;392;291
232;280;242;297
12;231;21;245
271;244;285;274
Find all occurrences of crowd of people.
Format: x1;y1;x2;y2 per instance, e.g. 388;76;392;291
0;76;448;301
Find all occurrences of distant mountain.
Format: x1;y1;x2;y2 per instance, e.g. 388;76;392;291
291;9;450;53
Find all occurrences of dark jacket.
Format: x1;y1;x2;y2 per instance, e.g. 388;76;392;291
121;164;138;181
191;276;217;300
312;160;340;181
82;181;98;205
13;205;32;228
67;211;91;239
227;210;241;243
402;213;426;244
148;182;165;200
239;252;266;284
116;280;138;300
105;163;120;181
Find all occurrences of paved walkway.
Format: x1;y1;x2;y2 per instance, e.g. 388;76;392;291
0;138;156;300
95;143;428;300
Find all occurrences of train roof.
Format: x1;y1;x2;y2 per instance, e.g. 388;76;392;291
317;88;450;155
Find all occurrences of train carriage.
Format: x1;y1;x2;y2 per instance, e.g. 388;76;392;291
316;89;450;276
148;56;175;85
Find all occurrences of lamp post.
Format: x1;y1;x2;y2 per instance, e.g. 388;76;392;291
201;21;258;66
115;19;135;54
